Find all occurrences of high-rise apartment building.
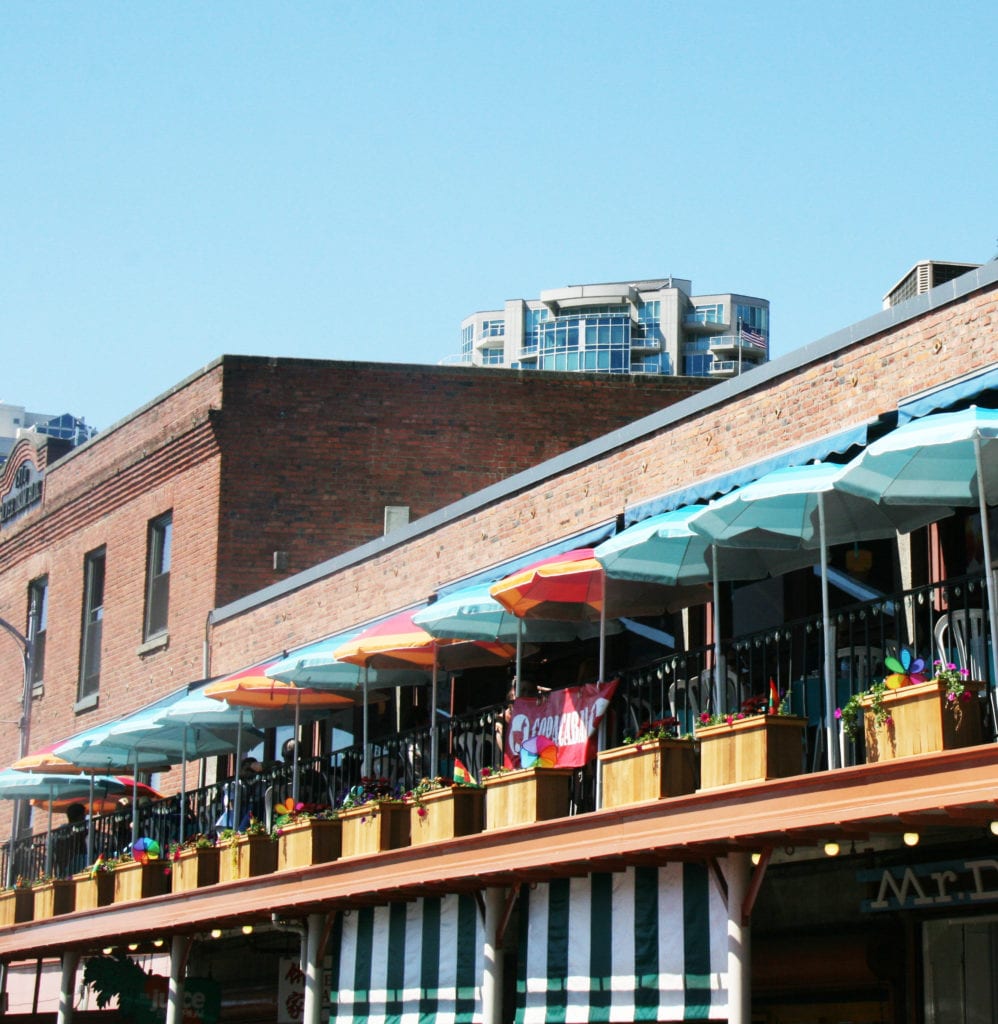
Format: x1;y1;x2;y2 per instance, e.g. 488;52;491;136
0;402;96;464
458;276;769;378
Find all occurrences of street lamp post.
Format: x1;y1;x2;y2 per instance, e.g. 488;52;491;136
0;616;35;889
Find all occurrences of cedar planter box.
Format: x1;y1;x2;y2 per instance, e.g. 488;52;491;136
33;879;75;919
114;860;171;902
862;679;984;763
598;738;697;809
409;786;485;846
73;870;115;911
483;767;574;830
340;802;410;857
0;889;34;927
277;818;342;870
697;715;807;790
171;847;220;893
218;833;278;883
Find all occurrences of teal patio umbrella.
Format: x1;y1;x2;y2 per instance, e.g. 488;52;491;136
835;406;998;702
0;770;141;878
687;461;951;768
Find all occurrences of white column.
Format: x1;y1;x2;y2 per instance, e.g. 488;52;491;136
302;912;325;1024
56;951;80;1024
165;935;187;1024
481;888;504;1024
726;853;751;1024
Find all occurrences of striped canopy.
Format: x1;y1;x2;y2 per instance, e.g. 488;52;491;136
516;864;728;1022
329;893;483;1024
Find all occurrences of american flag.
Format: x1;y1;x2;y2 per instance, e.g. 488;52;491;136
741;326;767;350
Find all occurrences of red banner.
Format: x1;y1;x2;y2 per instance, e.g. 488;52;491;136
503;679;619;769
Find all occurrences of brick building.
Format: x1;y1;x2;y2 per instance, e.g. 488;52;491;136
0;357;709;788
2;262;998;1023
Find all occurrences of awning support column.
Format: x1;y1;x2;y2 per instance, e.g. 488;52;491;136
56;951;80;1024
481;887;504;1024
302;912;325;1024
727;852;751;1024
165;935;192;1024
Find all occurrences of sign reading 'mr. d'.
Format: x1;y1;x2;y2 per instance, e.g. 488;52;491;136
860;858;998;912
1;449;43;528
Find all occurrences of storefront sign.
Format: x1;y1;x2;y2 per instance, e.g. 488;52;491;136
278;956;331;1023
0;456;43;528
859;857;998;912
504;679;619;768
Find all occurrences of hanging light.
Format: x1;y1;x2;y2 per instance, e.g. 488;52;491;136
241;924;253;935
903;831;920;846
210;929;222;939
750;852;761;866
823;841;840;857
989;821;998;836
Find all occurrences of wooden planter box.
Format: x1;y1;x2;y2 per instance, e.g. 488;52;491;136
218;834;277;883
340;802;410;858
114;860;171;903
277;818;342;870
33;879;75;919
73;870;115;911
862;679;984;763
598;738;697;809
483;767;574;830
409;786;485;846
697;715;807;790
171;847;220;893
0;889;34;927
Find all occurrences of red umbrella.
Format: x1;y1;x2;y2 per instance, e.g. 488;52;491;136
334;609;518;776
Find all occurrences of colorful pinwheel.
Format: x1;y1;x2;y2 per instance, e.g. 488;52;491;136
884;649;926;689
131;837;161;863
519;735;558;769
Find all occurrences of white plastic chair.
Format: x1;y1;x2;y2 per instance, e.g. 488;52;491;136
934;609;987;682
836;646;884;687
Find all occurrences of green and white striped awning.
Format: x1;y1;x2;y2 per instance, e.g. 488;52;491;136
329;893;484;1024
516;863;728;1022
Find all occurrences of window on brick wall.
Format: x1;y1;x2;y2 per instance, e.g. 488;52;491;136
27;576;47;693
144;512;172;640
79;547;105;701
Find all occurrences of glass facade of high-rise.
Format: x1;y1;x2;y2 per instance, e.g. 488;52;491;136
458;278;767;380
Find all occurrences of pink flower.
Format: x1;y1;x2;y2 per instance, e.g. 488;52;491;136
947;692;956;702
962;690;972;702
417;806;427;818
834;708;842;719
725;715;734;725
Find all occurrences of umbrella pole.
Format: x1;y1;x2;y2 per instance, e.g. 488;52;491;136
362;665;370;777
45;797;53;877
598;572;606;683
712;550;724;715
292;695;301;806
232;709;244;832
179;732;188;846
86;774;94;866
515;620;522;695
974;435;998;717
131;754;139;851
818;495;839;770
430;649;439;779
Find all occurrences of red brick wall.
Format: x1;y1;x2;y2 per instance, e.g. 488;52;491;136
211;358;711;605
207;285;998;676
0;357;706;819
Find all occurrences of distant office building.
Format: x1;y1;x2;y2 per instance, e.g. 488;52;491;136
882;260;982;309
0;403;96;465
458;277;769;379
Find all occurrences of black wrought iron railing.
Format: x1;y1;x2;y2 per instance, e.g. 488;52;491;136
3;573;994;883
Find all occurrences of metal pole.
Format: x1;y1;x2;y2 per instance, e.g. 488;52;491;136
973;435;998;716
165;935;189;1024
818;494;839;769
302;912;325;1024
0;616;34;889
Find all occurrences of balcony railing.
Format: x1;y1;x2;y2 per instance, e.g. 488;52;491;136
3;572;993;884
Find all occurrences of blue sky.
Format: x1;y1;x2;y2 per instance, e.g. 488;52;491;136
2;1;996;431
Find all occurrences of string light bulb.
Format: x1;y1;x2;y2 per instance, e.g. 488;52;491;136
210;929;222;939
242;924;253;935
823;841;840;857
903;831;920;847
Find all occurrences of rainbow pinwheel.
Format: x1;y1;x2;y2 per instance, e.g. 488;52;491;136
131;837;161;863
519;735;558;769
884;649;926;689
